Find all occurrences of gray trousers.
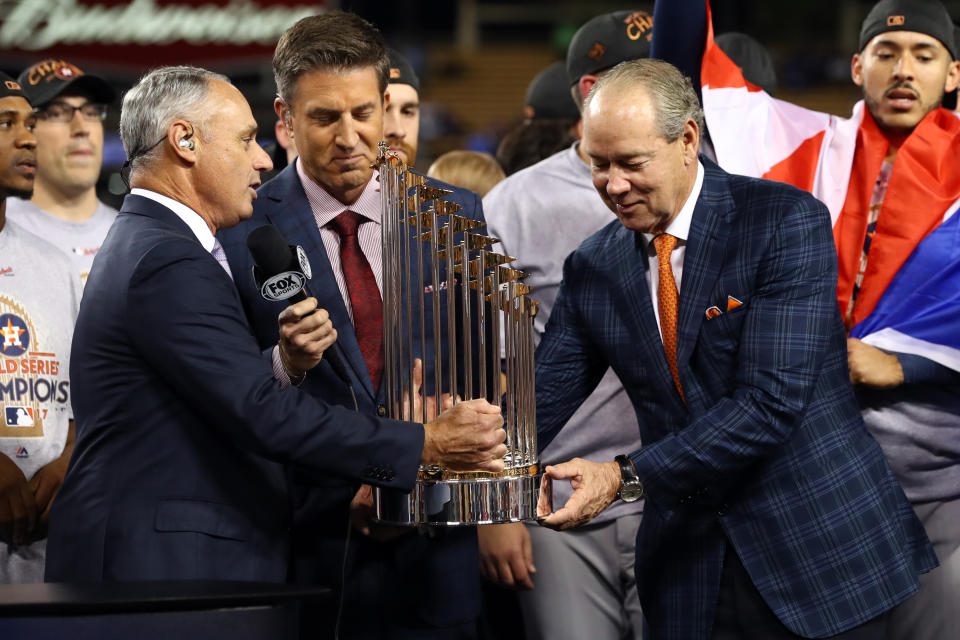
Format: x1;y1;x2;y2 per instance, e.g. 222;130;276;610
889;497;960;640
519;514;644;640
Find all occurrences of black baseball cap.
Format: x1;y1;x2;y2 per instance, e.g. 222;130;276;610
859;0;957;60
715;32;777;95
525;62;580;120
943;24;960;110
17;59;116;108
0;72;29;102
566;10;654;86
387;48;420;93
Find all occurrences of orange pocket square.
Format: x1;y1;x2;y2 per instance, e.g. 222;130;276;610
726;296;743;311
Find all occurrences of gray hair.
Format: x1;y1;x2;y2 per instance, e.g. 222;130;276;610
584;58;704;142
120;65;230;173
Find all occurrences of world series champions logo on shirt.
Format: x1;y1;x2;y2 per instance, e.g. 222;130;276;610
0;296;67;438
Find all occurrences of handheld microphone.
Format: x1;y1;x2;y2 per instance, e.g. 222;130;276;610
246;224;352;386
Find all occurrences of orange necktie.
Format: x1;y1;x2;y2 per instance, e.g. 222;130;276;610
654;233;684;401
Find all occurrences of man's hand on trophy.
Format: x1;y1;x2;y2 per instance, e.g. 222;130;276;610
277;297;338;378
537;458;620;531
421;399;506;472
478;522;536;590
401;358;454;423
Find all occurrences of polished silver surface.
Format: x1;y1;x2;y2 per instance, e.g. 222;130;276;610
374;471;546;526
375;142;541;526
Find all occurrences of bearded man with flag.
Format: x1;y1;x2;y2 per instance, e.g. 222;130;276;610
652;1;960;638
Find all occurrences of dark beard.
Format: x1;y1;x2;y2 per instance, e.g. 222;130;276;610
1;186;33;200
865;82;944;139
386;139;417;166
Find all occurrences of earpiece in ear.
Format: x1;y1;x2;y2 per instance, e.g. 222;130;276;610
178;138;195;150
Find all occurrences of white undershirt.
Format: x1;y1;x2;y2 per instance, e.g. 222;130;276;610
640;161;704;339
131;188;216;252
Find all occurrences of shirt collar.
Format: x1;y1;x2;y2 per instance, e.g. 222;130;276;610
130;187;216;252
295;157;382;227
641;160;704;247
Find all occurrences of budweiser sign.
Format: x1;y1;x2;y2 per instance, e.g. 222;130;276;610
0;0;326;50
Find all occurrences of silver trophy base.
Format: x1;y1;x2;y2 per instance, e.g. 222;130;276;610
373;471;546;526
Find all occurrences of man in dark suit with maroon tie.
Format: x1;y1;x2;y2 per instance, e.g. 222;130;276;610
219;12;489;640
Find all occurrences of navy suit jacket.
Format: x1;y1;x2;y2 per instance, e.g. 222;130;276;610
536;161;936;639
45;195;423;583
218;163;485;631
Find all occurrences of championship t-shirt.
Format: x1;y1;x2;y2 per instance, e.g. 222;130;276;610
6;198;117;288
0;219;80;582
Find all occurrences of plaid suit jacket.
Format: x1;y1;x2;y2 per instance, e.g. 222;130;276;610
535;160;936;639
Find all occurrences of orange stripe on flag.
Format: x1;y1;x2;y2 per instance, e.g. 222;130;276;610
762;131;825;193
835;107;960;328
702;2;764;92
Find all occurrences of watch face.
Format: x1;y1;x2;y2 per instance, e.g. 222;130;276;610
620;483;643;502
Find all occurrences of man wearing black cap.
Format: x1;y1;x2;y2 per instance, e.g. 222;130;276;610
653;0;960;638
384;48;421;166
480;10;652;640
0;73;81;583
495;62;580;175
6;60;117;288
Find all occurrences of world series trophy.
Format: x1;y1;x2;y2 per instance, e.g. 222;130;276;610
372;143;545;525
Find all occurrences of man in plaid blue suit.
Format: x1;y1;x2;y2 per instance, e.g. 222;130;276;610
534;58;936;639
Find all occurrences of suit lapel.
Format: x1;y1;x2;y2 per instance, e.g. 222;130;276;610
123;194;245;309
677;165;733;380
262;168;376;400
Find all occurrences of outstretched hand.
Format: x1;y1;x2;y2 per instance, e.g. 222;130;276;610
537;458;620;531
478;522;536;590
846;338;904;388
349;484;409;542
0;453;38;545
422;399;506;472
402;358;453;423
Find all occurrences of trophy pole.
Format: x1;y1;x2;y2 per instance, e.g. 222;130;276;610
372;142;545;525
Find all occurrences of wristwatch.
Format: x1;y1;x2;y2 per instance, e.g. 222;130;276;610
615;454;644;503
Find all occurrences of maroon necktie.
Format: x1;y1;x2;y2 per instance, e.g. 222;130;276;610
330;210;383;391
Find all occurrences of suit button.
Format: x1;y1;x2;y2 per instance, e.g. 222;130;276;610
717;503;729;517
377;405;387;417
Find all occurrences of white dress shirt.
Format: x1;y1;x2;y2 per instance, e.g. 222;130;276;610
131;188;216;251
639;161;704;339
296;157;383;323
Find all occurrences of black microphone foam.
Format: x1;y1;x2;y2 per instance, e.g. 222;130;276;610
246;224;353;388
247;225;295;278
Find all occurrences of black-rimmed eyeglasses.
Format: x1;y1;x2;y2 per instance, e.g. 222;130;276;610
37;102;108;123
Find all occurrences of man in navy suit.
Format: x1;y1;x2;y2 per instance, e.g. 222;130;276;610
44;65;506;584
534;58;936;639
218;13;489;640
